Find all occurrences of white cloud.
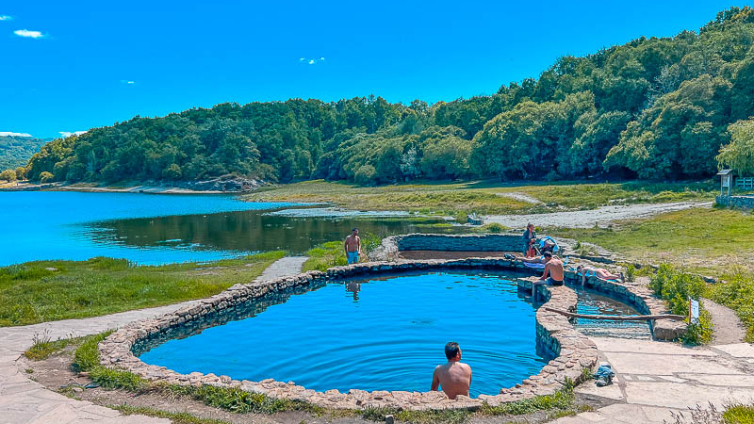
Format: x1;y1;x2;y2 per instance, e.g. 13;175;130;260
120;80;135;85
0;131;32;137
0;15;13;21
299;57;325;65
14;29;44;39
59;131;87;138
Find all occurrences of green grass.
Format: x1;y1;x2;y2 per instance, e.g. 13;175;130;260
724;405;754;423
0;251;285;327
110;405;233;424
549;207;754;277
244;179;714;216
24;333;79;361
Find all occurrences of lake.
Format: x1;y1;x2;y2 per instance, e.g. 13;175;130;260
0;191;445;266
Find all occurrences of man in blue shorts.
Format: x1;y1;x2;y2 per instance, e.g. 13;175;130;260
344;228;362;264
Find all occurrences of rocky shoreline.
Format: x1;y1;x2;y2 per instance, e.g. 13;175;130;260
0;176;264;194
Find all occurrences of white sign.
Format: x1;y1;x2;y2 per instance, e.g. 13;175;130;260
690;299;700;324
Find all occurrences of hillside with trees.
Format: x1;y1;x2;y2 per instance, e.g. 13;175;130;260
0;136;48;172
20;7;754;185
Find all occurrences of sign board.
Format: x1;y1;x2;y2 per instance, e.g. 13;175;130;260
689;298;700;324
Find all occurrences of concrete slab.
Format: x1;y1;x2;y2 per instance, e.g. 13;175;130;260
590;337;717;356
678;374;754;387
575;380;624;401
715;343;754;358
624;381;754;409
605;352;744;375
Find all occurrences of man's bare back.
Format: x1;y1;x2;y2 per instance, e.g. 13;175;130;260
431;342;472;399
543;257;564;281
431;362;472;399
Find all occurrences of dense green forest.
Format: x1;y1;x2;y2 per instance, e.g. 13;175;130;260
0;136;48;171
20;7;754;184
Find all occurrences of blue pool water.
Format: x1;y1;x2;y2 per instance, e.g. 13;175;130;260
137;271;549;397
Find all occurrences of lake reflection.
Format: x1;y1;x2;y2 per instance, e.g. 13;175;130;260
89;210;445;254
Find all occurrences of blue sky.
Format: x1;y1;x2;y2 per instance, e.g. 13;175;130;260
0;1;743;139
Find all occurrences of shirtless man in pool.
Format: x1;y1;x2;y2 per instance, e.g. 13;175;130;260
431;342;472;399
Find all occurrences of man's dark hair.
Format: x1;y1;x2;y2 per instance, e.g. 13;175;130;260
352;228;358;232
543;251;553;258
445;342;460;360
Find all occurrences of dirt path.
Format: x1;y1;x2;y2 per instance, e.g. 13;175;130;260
495;192;544;204
483;201;712;229
702;298;748;345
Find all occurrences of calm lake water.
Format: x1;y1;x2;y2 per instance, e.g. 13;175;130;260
0;191;443;266
137;271;548;397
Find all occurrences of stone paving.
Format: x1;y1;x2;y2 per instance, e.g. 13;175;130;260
0;256;307;424
554;338;754;423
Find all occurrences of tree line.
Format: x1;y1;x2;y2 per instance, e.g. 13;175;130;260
18;7;754;185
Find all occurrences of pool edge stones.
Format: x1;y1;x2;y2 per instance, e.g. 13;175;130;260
98;259;682;411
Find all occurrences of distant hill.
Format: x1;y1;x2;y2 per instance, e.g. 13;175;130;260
0;136;48;171
24;7;754;184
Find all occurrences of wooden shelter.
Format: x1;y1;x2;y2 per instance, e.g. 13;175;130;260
717;169;735;196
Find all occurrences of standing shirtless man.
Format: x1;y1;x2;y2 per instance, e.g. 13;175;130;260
344;228;362;264
431;342;472;399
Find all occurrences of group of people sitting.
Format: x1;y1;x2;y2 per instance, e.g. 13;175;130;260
514;223;624;295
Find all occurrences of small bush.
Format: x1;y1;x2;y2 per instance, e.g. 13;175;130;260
649;265;708;316
625;264;636;282
24;331;75;361
354;165;376;186
649;265;712;344
0;169;17;182
472;223;509;233
39;171;54;183
724;404;754;424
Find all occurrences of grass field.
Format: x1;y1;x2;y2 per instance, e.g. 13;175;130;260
548;207;754;276
244;179;715;215
0;252;284;326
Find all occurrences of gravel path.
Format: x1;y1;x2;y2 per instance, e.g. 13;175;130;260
702;298;748;345
483;201;712;228
0;256;306;424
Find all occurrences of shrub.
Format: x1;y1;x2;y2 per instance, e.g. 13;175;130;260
15;167;26;180
39;171;54;183
649;264;712;344
0;169;16;182
354;165;376;186
649;264;708;316
162;163;182;180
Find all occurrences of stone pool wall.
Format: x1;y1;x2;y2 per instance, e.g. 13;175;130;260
716;194;754;210
372;233;528;261
99;258;683;411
